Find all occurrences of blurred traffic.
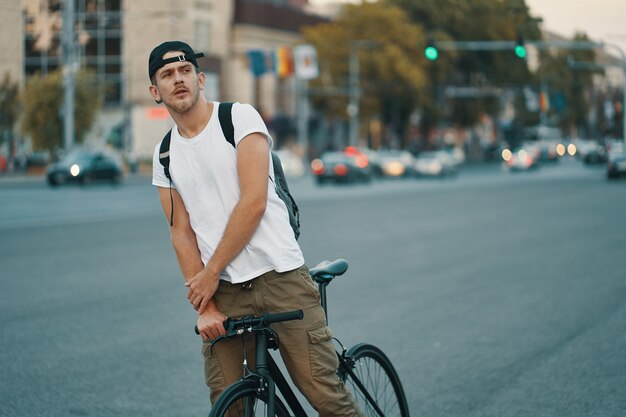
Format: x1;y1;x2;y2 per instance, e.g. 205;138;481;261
46;150;124;186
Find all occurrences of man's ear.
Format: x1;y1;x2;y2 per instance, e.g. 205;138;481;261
149;84;162;104
198;71;206;91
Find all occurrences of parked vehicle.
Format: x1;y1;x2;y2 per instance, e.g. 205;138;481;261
310;151;371;184
47;150;123;186
607;151;626;179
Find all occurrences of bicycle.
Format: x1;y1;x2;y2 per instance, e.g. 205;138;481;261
195;258;410;417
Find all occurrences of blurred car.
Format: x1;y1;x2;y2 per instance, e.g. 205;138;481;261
414;151;457;177
502;146;539;171
273;149;305;179
377;150;416;178
607;151;626;180
536;140;560;163
577;140;607;164
310;151;371;184
345;146;383;177
47;150;123;186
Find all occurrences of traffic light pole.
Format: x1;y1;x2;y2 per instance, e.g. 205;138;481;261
431;39;599;52
62;0;77;152
429;39;626;143
601;42;626;143
348;40;377;147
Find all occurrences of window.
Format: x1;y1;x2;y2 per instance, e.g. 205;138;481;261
24;0;124;104
195;20;211;53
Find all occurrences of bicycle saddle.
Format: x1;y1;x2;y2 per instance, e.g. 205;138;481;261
309;258;349;283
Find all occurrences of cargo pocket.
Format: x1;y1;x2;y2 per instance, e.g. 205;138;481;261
297;266;321;303
307;324;339;377
202;340;227;391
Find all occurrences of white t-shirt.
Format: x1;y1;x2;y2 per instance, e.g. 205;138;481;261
152;102;304;284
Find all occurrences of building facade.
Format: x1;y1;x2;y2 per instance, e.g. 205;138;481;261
0;0;24;84
7;0;325;161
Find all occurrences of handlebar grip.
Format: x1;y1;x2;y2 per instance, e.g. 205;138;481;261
264;309;303;324
194;311;303;335
195;318;231;336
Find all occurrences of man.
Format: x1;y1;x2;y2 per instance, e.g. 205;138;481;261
149;41;361;416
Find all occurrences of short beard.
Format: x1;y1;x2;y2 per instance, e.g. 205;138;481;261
165;87;201;114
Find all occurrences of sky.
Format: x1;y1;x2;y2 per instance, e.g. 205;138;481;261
309;0;626;57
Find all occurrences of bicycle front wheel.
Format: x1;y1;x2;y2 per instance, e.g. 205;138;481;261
209;379;291;417
341;343;410;417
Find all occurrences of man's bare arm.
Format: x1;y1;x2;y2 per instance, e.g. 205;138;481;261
157;186;226;339
157;187;204;280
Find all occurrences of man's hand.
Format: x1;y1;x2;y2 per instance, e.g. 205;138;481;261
185;269;219;315
197;306;228;340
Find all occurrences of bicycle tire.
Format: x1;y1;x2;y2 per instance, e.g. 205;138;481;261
208;378;291;417
340;343;410;417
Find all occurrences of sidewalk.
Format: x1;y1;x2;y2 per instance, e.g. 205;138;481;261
0;171;152;187
0;172;45;185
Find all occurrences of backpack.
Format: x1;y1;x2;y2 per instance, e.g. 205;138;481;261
158;102;301;240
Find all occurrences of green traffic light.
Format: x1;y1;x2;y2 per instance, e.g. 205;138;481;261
425;46;439;61
515;45;527;59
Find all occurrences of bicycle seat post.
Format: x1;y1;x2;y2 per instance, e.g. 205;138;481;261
318;281;329;325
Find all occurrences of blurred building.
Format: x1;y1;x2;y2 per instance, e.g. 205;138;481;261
4;0;325;160
0;0;24;84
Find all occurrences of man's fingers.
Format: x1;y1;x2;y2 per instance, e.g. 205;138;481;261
217;321;226;336
198;298;209;315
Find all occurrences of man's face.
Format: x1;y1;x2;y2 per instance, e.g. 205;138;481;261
149;50;205;114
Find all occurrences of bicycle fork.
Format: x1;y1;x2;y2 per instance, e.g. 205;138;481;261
254;331;276;417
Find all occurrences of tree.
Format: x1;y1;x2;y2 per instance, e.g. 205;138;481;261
20;69;101;152
301;2;429;147
386;0;542;128
0;73;19;146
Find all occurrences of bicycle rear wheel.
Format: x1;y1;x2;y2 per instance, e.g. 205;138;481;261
340;343;410;417
208;379;291;417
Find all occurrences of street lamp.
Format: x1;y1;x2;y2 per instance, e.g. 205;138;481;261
600;42;626;144
348;40;377;147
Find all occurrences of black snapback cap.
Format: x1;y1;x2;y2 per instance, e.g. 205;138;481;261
148;41;205;81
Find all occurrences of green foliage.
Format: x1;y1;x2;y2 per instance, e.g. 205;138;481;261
301;2;428;139
0;73;20;142
387;0;542;127
20;69;101;152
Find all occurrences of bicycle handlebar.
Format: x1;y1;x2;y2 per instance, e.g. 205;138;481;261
194;309;303;336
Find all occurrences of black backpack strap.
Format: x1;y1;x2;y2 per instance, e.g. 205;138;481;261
159;130;172;180
218;102;235;148
158;130;174;226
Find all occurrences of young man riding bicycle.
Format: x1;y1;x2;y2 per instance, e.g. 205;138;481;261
149;40;361;416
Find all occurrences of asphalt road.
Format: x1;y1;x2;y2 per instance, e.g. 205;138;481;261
1;158;625;417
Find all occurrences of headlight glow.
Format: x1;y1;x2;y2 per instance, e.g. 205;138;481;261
567;144;577;156
70;164;81;176
384;161;405;176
